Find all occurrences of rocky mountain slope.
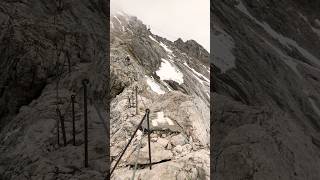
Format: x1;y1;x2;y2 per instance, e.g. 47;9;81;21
110;12;210;179
212;0;320;179
0;1;108;179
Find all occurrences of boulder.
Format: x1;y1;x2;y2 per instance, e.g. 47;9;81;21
171;134;187;146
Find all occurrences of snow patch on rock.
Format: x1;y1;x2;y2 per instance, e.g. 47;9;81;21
145;76;165;95
156;58;184;84
149;35;159;43
183;62;209;83
160;42;173;54
114;15;122;25
236;0;320;66
152;111;174;127
110;21;114;29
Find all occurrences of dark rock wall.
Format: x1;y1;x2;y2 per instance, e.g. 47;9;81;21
212;0;320;179
0;0;108;179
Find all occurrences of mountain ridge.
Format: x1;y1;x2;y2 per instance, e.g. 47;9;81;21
110;11;210;179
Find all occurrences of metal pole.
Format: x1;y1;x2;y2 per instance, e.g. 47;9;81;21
146;109;152;169
71;95;76;146
56;108;60;146
82;79;89;168
110;112;148;176
128;96;131;108
56;108;66;146
131;91;135;108
135;86;139;115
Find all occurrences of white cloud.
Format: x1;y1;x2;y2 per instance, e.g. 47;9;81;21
111;0;210;52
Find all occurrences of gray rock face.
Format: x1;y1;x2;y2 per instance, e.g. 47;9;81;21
170;134;187;146
0;1;107;179
174;38;209;65
110;11;209;179
212;0;320;179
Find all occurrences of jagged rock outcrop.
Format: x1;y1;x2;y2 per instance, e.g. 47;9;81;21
212;0;320;179
174;38;209;65
110;12;210;179
0;1;107;179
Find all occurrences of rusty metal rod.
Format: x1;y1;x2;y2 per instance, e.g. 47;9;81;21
56;108;66;146
135;86;139;115
109;111;148;176
146;109;151;169
71;95;76;146
56;108;60;146
128;96;131;108
82;79;89;167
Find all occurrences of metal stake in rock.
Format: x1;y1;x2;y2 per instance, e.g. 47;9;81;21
56;108;67;146
128;96;131;108
109;109;150;176
71;94;76;146
146;109;152;169
135;86;139;115
131;91;135;108
82;79;89;167
56;108;60;146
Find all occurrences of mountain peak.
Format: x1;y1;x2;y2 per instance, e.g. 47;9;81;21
174;38;209;65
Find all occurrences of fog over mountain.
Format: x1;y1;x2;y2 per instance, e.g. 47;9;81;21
110;0;210;52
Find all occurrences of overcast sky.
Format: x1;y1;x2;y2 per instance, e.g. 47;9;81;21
111;0;210;52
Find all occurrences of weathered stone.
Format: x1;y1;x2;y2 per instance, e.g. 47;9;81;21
126;143;173;165
167;142;173;150
151;137;157;142
174;145;183;154
157;138;169;147
171;134;187;146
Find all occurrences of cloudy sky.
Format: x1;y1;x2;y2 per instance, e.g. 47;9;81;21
111;0;210;52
